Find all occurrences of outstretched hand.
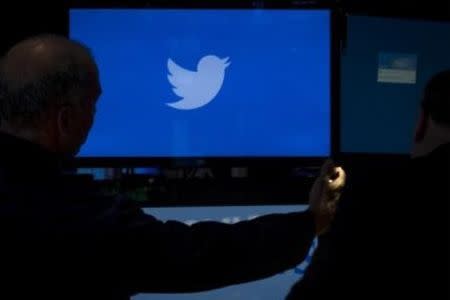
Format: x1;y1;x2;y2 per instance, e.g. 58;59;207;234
309;159;346;236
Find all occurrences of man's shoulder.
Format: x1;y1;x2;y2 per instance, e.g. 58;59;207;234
0;171;146;233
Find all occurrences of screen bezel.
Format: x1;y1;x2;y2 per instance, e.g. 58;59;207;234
67;2;342;168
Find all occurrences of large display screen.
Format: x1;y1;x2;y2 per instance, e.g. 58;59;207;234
70;9;332;157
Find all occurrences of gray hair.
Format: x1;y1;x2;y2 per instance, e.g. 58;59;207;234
0;34;97;128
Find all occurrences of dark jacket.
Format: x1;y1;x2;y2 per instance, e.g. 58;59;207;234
287;143;450;299
0;133;315;300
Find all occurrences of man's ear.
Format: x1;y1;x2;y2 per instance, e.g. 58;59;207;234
414;109;429;143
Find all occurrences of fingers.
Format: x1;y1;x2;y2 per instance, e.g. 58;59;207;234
319;159;346;192
327;166;346;191
319;159;335;176
310;160;346;235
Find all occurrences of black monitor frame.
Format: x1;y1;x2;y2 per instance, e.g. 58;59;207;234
66;1;344;169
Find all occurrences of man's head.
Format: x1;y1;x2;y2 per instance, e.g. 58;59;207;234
0;34;101;156
412;69;450;158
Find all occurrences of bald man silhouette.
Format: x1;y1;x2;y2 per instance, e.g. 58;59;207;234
0;35;344;300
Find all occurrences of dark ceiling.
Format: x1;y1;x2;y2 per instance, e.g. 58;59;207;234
62;0;450;20
340;0;450;21
0;0;448;54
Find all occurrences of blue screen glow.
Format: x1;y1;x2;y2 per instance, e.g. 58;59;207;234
70;9;331;157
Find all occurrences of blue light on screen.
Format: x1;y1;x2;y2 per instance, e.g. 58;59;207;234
70;9;331;157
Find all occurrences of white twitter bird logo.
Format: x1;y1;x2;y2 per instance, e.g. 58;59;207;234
166;55;230;110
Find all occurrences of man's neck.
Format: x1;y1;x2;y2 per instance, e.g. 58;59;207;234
0;124;50;151
411;122;450;158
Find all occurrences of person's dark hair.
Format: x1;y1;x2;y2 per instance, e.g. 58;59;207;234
0;34;96;128
422;69;450;127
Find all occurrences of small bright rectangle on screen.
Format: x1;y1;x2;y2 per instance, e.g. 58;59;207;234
70;9;331;157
